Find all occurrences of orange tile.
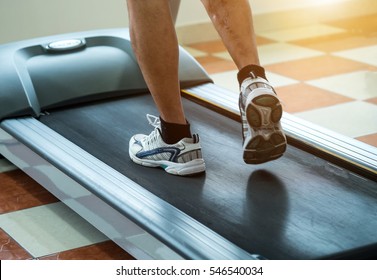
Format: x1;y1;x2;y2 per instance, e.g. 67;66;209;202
0;229;33;260
356;133;377;148
196;55;237;74
0;170;59;214
266;55;377;81
256;36;277;46
366;97;377;106
188;36;275;54
327;14;377;36
291;33;377;53
188;40;227;53
196;55;224;64
39;241;134;260
276;83;354;113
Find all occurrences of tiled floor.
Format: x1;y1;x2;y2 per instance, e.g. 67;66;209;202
186;14;377;147
0;167;134;260
1;13;377;260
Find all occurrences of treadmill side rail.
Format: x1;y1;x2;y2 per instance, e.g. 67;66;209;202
0;117;257;260
183;84;377;181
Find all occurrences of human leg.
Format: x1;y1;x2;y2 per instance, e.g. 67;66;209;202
127;0;205;174
127;0;186;125
201;0;259;69
201;0;287;163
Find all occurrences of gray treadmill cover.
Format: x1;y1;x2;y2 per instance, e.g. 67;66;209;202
0;28;212;120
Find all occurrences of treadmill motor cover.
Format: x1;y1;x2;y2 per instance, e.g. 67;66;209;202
0;28;212;120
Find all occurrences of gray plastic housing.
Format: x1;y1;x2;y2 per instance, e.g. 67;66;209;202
0;28;212;120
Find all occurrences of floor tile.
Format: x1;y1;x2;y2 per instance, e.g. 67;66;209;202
187;40;227;53
39;241;134;260
0;170;58;214
196;55;237;74
266;72;299;87
334;45;377;67
210;70;298;94
295;101;377;138
266;55;376;81
276;83;354;113
0;202;108;258
307;71;377;100
211;51;232;61
187;36;276;53
0;228;32;260
257;43;324;65
182;46;207;58
366;97;377;105
291;33;377;53
255;36;278;46
327;14;377;36
258;24;346;42
214;43;324;65
356;133;377;148
210;70;239;92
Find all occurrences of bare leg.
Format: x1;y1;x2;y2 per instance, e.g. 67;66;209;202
201;0;260;70
127;0;186;124
201;0;286;164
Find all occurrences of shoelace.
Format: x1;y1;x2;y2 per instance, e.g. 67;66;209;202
143;114;162;147
146;114;160;128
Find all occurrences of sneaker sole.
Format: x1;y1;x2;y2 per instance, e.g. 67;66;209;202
129;151;206;176
243;94;287;164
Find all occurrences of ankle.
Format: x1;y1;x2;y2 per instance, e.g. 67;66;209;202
237;64;267;86
160;117;192;144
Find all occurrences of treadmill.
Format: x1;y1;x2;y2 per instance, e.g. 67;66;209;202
1;28;377;260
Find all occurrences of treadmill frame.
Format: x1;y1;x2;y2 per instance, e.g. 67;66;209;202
1;83;376;259
0;111;256;260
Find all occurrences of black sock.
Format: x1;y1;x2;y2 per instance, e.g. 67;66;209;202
159;117;192;144
237;64;267;86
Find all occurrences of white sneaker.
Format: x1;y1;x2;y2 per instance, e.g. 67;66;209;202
239;76;287;164
129;115;205;176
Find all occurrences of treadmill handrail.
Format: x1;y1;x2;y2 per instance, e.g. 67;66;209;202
0;117;257;260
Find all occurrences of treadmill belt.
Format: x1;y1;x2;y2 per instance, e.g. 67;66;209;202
39;93;377;259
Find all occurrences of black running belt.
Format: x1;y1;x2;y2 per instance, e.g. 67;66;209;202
39;93;377;260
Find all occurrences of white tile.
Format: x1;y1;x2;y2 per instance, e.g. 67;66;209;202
210;70;239;92
213;43;324;65
307;71;377;100
212;51;232;61
266;71;299;87
210;70;298;93
295;101;377;138
258;24;346;42
0;202;108;257
182;46;208;58
334;45;377;67
258;43;324;65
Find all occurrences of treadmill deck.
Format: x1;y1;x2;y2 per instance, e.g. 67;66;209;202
38;92;377;260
